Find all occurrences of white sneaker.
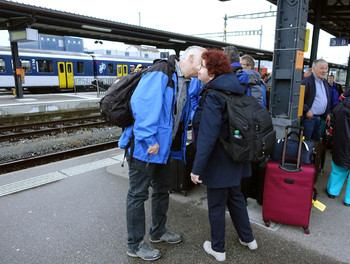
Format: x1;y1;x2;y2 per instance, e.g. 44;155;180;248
239;238;258;250
203;241;226;262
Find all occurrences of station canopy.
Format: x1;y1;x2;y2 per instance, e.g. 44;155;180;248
0;0;273;60
267;0;350;38
0;0;349;64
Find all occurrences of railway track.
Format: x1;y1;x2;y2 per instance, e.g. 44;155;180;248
0;141;118;174
0;116;107;142
0;116;121;174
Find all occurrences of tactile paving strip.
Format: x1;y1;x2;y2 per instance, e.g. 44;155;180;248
0;154;125;197
0;171;67;197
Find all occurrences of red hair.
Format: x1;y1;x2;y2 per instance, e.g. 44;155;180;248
201;49;232;77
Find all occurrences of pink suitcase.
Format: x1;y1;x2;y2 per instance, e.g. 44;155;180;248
262;126;316;234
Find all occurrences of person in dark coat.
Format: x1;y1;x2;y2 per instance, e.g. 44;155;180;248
326;90;350;206
301;59;331;141
190;49;257;262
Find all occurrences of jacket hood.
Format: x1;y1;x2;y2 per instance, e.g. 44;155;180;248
243;69;261;81
167;55;178;73
205;72;245;94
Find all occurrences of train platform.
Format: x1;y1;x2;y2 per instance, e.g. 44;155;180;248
0;92;101;116
0;92;102;125
0;148;349;263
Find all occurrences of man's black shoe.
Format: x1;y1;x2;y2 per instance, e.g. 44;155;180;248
326;189;335;199
344;202;350;207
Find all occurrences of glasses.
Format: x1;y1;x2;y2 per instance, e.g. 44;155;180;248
199;62;207;69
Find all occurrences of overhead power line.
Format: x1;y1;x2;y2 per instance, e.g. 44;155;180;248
226;11;277;20
193;29;262;39
223;10;276;43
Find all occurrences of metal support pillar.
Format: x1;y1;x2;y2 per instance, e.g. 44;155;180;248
309;0;323;67
10;41;24;98
175;48;181;58
270;0;309;138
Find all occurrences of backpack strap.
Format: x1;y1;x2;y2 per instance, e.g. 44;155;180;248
121;130;135;167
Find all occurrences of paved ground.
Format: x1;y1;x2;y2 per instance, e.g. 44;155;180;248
0;148;349;264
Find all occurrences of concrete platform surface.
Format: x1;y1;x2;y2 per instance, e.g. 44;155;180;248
0;148;349;264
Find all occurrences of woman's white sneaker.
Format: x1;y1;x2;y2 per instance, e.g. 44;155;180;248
239;238;258;250
203;241;226;262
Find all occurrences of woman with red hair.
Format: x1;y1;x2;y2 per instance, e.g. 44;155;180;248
190;49;257;262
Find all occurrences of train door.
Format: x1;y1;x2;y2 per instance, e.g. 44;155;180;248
58;62;74;89
117;64;128;77
123;65;128;75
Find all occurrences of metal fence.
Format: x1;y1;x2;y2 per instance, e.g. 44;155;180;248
73;77;117;97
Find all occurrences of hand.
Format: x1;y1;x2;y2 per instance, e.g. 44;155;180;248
326;114;331;127
147;142;159;155
190;172;202;184
306;110;313;119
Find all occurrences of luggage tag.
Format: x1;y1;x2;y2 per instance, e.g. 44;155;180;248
312;199;326;211
302;136;309;151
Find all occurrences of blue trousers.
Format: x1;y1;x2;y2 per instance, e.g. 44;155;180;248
126;155;172;251
327;160;350;204
301;115;322;141
207;186;254;253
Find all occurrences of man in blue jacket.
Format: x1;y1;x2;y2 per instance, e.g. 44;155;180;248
327;74;341;110
119;46;206;261
301;59;331;141
328;74;343;98
240;54;267;108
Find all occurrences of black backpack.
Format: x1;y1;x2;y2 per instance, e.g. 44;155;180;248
204;89;276;163
100;59;173;127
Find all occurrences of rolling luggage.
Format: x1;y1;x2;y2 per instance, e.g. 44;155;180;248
262;126;316;234
170;142;196;196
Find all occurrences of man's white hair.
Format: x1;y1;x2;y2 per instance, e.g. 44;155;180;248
312;59;328;68
180;46;205;61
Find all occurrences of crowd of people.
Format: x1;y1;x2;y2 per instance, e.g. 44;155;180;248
119;44;349;262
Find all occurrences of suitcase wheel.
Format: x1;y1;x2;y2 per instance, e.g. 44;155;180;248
303;226;310;234
264;220;270;227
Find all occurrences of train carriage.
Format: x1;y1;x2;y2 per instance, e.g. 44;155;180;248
0;47;153;93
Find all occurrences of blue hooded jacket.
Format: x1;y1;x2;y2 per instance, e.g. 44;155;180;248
192;72;252;188
118;56;191;164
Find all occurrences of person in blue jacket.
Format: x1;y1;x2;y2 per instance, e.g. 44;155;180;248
190;49;257;262
327;75;340;111
119;46;207;261
328;74;343;98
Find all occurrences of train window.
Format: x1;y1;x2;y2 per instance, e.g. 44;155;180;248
77;62;84;73
117;65;122;75
37;60;53;73
67;63;72;73
130;65;136;72
0;58;5;72
108;63;114;74
20;59;31;73
59;63;64;73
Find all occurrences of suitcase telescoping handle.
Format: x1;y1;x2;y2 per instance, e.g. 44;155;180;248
280;125;304;172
